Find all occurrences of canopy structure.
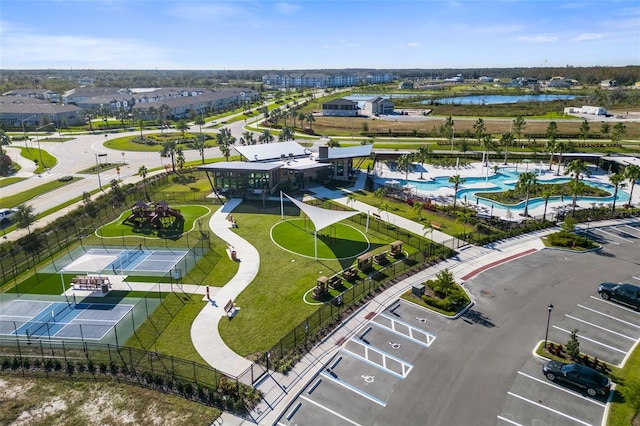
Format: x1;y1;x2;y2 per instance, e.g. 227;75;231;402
281;192;359;259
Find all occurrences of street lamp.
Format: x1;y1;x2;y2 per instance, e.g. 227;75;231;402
121;152;126;165
450;126;455;153
544;303;554;350
21;114;39;143
586;216;592;240
96;153;108;192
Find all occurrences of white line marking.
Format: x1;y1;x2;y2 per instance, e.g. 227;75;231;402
589;296;640;316
340;348;406;379
517;371;606;407
299;395;364;426
370;321;432;348
497;415;524;426
349;338;413;377
319;371;386;406
565;314;636;340
577;304;640;329
553;326;627;353
633;276;640;282
599;229;630;242
507;392;593;426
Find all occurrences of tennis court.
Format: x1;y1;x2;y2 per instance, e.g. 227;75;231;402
59;246;189;275
0;299;133;341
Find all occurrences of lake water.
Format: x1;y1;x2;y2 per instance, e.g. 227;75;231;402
420;94;580;105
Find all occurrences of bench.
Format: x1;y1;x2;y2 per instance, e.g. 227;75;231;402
71;276;111;291
224;299;239;318
342;268;358;282
430;222;441;230
374;253;389;265
372;213;382;220
328;275;343;289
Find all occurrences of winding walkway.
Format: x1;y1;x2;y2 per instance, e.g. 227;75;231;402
190;198;260;376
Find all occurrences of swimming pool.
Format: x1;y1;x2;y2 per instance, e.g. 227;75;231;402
376;168;629;212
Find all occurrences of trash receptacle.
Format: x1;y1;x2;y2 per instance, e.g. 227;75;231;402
231;250;237;260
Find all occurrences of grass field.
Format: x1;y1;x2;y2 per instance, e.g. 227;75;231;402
0;176;81;208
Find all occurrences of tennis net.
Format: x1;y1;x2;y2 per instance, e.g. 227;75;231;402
26;303;70;337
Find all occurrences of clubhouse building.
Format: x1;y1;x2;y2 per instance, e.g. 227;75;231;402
198;141;372;199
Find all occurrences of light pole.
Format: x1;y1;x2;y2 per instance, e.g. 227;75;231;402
450;126;455;153
586;216;591;240
121;152;126;165
21;114;39;144
96;153;108;192
544;303;554;350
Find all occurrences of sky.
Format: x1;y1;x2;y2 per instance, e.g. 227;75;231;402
1;0;639;70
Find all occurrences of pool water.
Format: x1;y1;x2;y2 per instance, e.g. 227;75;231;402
376;168;629;212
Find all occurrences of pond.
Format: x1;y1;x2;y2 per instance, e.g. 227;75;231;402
420;94;581;106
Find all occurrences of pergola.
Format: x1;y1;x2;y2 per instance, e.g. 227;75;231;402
281;192;359;259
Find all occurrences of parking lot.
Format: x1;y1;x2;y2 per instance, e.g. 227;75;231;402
275;220;640;426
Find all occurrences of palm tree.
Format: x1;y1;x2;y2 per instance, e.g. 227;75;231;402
541;189;553;222
240;130;255;146
568;179;583;216
555;141;566;176
346;193;356;209
279;126;294;141
455;210;473;241
625;164;640;207
194;115;205;133
298;112;306;129
160;140;183;172
515;171;538;217
192;134;208;164
413;201;424;221
138;165;148;197
0;129;10;146
176;119;189;136
305;113;315;131
219;143;231;162
374;187;386;204
448;174;465;210
176;153;185;172
473;118;485;146
546;121;558;144
481;135;495;166
512;115;526;146
423;222;435;256
579;120;590;142
259;129;274;144
14;203;36;234
396;153;413;183
612;123;626;144
564;159;590;211
378;202;390;223
415;145;430;179
546;139;557;171
609;171;625;212
500;132;514;165
158;104;171;130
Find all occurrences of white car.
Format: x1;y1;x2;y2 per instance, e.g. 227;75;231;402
0;208;17;223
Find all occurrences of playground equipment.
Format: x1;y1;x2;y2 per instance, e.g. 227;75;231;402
124;200;184;230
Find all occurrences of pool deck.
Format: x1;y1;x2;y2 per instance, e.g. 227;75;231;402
373;160;636;221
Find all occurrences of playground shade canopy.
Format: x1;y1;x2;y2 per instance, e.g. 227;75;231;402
283;193;359;232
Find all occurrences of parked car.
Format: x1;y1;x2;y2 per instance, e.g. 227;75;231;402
0;208;17;223
598;282;640;310
542;361;611;396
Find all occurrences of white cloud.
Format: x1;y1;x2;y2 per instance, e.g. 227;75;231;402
406;42;420;48
275;2;300;14
517;35;558;43
572;33;603;42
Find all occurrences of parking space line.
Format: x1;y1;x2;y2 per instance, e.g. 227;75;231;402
497;415;525;426
298;395;364;426
577;305;640;329
341;347;407;379
517;372;606;407
319;371;387;406
553;326;627;353
565;314;637;341
622;224;640;234
506;392;593;426
349;338;413;378
612;227;639;238
599;229;629;242
633;276;640;282
589;296;640;316
377;313;436;346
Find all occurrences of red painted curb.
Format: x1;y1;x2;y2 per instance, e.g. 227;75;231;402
461;248;538;281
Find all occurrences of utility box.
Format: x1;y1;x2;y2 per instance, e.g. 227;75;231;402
412;284;425;297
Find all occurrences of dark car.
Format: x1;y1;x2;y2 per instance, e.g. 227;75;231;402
542;361;611;396
598;282;640;310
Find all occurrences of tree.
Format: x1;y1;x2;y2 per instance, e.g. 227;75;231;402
512;115;526;145
138;165;148;196
158;104;171;129
442;116;454;141
413;201;424;221
176;119;189;136
0;129;10;146
499;132;514;165
546;139;557;171
609;171;625;213
192;134;209;164
473;118;485;146
240;130;255;146
566;329;580;361
374;187;386;204
259;129;274;144
546;121;558;144
611;122;626;144
194;115;205;133
305;113;315;131
279;126;294;141
564;159;590;213
378;202;390;223
346;193;356;209
516;171;538;218
82;106;99;132
600;122;610;139
14;203;36;234
396;153;413;183
176;153;185;172
298;112;306;129
160;140;183;172
481;135;495;166
541;189;553;222
578;120;590;142
625;164;640;207
455;210;473;240
448;174;465;210
415;146;430;180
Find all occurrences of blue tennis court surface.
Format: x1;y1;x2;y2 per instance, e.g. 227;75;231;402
0;300;133;340
60;247;189;275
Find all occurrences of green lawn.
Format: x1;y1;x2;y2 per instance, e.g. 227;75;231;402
0;177;26;188
96;205;210;238
0;177;81;208
218;201;424;356
17;146;57;173
271;220;370;258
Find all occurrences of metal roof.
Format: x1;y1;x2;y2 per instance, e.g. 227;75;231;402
235;141;309;162
198;162;282;172
318;144;373;161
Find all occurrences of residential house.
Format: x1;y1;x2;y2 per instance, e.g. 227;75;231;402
361;97;394;116
0;96;85;128
2;89;60;103
322;98;359;117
